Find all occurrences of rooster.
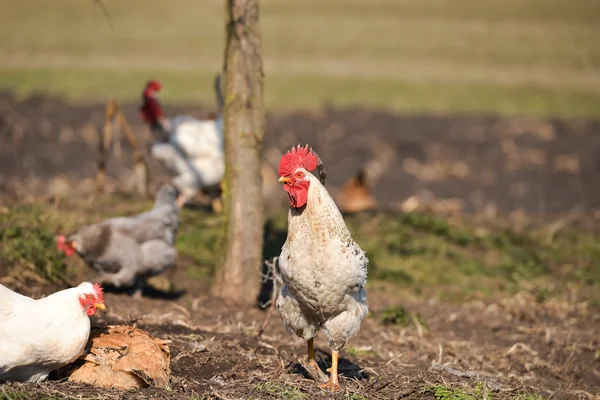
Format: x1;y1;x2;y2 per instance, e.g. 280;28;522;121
0;282;105;383
56;184;178;296
140;76;224;209
275;145;368;392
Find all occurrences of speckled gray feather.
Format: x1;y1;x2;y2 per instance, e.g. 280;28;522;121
69;184;178;288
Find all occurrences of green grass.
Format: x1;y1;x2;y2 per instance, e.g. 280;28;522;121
425;383;546;400
426;383;491;400
0;0;599;117
343;212;600;304
375;305;426;329
345;346;378;359
176;208;221;279
514;395;546;400
254;382;308;399
0;389;67;400
0;205;72;283
1;199;599;307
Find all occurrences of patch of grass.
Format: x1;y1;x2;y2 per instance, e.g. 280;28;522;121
0;390;29;400
375;305;426;329
345;393;368;400
254;382;308;399
0;390;68;400
345;346;378;359
0;205;71;282
425;382;491;400
176;208;221;279
2;68;600;118
347;212;600;304
513;393;546;400
0;0;599;117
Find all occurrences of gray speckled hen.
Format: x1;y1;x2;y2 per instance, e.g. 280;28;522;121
276;145;368;392
56;184;178;296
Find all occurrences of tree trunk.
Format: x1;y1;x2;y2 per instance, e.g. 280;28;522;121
211;0;265;305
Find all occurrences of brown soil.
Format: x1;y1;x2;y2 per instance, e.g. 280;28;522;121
1;92;600;216
2;258;599;400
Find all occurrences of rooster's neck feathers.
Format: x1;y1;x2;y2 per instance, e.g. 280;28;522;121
288;173;351;243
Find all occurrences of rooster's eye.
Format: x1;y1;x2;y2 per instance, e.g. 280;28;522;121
296;172;303;178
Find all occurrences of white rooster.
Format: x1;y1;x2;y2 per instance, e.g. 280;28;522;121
275;145;368;392
140;75;224;209
0;282;106;383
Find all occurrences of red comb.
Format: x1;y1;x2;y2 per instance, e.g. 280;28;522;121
93;283;104;303
56;235;76;256
56;235;66;250
144;80;162;96
279;144;318;177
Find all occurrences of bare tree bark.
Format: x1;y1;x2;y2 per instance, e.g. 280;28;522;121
211;0;265;305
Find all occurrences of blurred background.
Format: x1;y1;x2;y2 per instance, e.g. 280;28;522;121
1;0;599;216
1;0;599;115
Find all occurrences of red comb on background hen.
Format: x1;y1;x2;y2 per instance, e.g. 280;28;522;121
140;80;164;122
56;235;75;257
279;144;319;177
144;80;162;97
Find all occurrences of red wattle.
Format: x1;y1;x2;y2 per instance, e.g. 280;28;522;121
284;182;309;208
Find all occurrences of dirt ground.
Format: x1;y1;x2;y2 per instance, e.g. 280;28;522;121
1;92;600;216
1;93;599;399
2;260;598;400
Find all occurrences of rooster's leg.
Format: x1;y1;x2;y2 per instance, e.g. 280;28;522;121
300;338;328;383
175;194;188;208
320;350;341;392
307;338;320;372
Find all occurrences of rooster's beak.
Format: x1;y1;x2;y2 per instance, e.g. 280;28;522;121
95;303;106;311
278;176;291;183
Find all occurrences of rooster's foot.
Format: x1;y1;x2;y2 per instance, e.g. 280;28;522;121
319;379;342;393
307;359;323;377
298;356;328;383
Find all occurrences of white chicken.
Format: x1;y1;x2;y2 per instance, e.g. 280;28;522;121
0;282;106;383
275;145;368;392
140;76;224;209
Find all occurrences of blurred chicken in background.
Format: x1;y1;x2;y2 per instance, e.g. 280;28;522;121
337;142;396;213
140;76;224;210
56;184;178;297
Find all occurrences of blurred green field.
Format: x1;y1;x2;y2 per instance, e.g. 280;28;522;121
1;0;599;117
